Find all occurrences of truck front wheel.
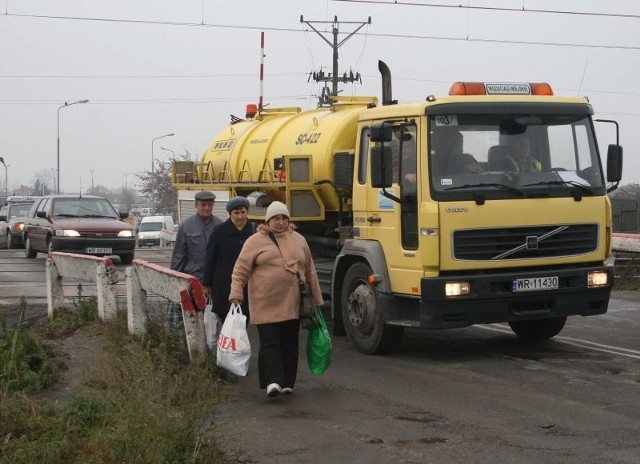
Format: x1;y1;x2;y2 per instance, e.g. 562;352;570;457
341;262;403;354
509;317;567;341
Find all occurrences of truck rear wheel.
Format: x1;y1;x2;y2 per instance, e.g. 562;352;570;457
509;317;567;341
341;262;403;354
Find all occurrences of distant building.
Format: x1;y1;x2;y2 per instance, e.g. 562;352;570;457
13;185;35;196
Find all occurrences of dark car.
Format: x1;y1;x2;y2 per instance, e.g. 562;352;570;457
0;196;38;249
22;195;136;264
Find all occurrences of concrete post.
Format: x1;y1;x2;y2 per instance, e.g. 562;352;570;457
45;258;65;320
126;266;147;335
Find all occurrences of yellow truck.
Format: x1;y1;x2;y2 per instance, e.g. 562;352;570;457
173;62;623;354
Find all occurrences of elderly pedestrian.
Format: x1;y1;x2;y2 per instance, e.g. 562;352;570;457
202;196;256;323
229;201;323;398
168;191;222;326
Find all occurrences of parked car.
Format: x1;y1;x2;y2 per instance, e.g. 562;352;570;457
0;196;38;249
22;194;136;264
136;215;175;247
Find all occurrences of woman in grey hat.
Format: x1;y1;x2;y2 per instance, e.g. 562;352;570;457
202;196;256;323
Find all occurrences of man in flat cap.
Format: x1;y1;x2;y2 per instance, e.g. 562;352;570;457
202;196;256;324
168;191;223;327
171;190;222;280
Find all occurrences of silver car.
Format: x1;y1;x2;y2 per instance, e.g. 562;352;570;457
0;196;38;249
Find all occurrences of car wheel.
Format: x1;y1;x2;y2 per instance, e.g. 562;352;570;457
5;231;11;249
119;254;134;265
25;237;38;259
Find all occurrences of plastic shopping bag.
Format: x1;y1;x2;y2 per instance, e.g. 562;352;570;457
203;299;219;351
217;303;251;376
306;308;332;375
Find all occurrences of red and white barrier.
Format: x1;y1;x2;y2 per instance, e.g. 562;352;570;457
126;258;207;360
45;252;208;361
612;233;640;253
46;252;118;321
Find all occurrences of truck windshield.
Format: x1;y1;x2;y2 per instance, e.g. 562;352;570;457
428;106;605;200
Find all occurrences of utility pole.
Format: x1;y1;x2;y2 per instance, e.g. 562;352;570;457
300;15;371;106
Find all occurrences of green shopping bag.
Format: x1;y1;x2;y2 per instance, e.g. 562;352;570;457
306;307;332;375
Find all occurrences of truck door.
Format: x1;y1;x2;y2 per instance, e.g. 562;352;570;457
353;123;421;295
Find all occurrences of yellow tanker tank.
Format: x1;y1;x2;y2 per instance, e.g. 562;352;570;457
197;96;378;223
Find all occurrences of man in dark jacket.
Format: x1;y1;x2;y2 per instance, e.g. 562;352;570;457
168;190;222;327
202;196;256;322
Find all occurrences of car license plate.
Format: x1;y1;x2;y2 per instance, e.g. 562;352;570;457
86;247;112;254
512;276;558;292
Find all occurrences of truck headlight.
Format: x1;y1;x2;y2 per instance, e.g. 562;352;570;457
587;271;608;288
118;230;134;237
445;281;470;296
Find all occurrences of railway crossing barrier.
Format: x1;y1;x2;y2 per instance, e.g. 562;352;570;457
46;252;118;322
45;252;207;361
126;259;207;360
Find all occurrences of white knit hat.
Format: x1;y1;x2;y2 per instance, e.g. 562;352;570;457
265;201;290;222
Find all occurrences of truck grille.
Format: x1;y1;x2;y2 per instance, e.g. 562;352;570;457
453;224;598;261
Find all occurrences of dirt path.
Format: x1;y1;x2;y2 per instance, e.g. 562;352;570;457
35;322;108;405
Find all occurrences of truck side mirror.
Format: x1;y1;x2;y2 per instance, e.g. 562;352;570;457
371;146;393;188
606;144;623;183
370;123;393;142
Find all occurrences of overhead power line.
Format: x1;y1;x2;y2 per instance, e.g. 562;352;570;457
330;0;640;20
0;72;306;79
2;10;639;51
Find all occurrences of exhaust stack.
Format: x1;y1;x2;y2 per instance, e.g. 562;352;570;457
378;60;397;106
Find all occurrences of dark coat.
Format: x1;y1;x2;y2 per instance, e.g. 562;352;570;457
202;219;256;320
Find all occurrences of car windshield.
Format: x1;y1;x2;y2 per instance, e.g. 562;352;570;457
9;204;32;218
429;105;605;201
52;198;119;218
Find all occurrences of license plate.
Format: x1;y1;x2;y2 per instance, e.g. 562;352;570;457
512;276;558;292
86;247;112;254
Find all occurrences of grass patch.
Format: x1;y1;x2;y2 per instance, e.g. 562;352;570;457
43;296;99;338
1;300;232;463
0;298;62;393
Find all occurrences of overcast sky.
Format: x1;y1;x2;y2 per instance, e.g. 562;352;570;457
1;0;639;194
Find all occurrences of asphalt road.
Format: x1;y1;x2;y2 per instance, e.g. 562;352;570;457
213;291;640;464
1;249;639;463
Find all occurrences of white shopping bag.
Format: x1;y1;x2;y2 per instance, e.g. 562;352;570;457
216;303;251;376
203;299;219;351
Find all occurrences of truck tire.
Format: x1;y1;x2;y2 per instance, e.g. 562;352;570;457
341;262;403;354
509;317;567;341
25;236;37;259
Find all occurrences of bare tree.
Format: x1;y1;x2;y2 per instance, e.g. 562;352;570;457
31;169;55;195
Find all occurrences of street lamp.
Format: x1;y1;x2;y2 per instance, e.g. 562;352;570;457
57;99;89;194
90;169;95;194
151;133;174;177
151;133;174;214
0;157;8;198
160;146;175;160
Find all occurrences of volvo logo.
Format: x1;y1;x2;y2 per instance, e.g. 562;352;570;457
526;236;538;249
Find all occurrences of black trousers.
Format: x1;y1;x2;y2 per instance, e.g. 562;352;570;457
256;319;300;390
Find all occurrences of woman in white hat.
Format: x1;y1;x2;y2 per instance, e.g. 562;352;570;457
229;201;323;398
